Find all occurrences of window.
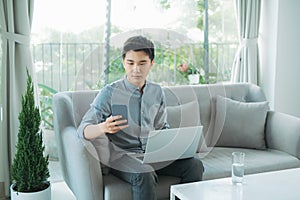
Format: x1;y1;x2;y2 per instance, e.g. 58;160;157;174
32;0;238;163
32;0;238;91
205;0;238;82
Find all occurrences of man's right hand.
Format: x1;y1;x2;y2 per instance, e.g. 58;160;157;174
102;115;128;134
83;115;128;140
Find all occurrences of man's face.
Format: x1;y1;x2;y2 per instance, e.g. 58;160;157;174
123;50;154;88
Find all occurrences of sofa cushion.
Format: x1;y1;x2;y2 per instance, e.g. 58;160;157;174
166;101;208;152
213;95;269;150
166;101;201;128
201;147;300;180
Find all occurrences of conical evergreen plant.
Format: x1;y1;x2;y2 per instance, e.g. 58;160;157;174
11;69;50;192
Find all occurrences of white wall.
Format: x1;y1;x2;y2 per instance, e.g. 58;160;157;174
260;0;300;117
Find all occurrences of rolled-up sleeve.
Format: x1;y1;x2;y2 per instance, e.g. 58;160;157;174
77;87;112;139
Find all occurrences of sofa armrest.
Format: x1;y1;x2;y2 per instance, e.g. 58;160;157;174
53;93;104;200
59;126;103;200
266;111;300;159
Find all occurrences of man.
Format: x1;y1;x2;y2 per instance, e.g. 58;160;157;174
78;36;204;200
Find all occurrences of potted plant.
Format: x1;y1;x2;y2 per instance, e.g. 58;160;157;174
178;63;205;84
10;69;50;200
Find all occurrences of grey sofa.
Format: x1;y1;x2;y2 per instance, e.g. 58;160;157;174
53;83;300;200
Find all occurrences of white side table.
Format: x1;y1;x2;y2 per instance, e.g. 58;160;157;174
170;168;300;200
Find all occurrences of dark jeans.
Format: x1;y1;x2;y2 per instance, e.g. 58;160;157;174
109;155;204;200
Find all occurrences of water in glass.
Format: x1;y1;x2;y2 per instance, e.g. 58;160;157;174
232;163;244;183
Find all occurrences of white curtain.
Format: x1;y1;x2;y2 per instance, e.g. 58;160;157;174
0;0;35;196
231;0;261;84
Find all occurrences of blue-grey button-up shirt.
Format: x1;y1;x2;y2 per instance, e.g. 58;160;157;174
78;77;169;153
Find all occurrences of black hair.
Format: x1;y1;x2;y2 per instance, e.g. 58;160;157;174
122;36;155;61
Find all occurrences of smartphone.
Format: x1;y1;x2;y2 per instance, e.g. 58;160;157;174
111;104;128;126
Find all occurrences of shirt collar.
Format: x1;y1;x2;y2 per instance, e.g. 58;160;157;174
123;76;140;93
123;76;148;94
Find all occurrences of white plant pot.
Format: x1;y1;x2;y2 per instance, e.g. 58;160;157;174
188;74;200;85
10;182;51;200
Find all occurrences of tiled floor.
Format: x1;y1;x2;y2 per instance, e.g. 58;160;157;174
51;181;76;200
49;160;64;182
49;160;76;200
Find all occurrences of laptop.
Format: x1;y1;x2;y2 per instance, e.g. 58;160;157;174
128;126;203;164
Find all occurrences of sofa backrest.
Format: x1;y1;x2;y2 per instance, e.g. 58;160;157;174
55;83;266;145
56;90;99;128
163;83;267;145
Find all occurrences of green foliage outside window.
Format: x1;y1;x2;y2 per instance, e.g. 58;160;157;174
104;43;207;87
38;83;57;129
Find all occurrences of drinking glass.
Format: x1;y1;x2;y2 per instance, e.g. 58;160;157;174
232;152;245;184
